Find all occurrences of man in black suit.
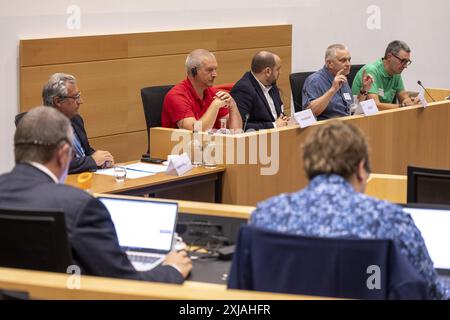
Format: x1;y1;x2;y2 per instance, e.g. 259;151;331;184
42;73;114;174
0;106;192;283
231;51;290;131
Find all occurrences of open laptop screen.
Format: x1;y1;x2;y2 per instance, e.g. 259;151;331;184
98;197;178;252
403;205;450;271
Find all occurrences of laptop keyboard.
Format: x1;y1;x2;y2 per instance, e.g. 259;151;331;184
128;254;161;264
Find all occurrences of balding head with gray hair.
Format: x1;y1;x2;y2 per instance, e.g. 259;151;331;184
14;106;74;164
384;40;411;59
42;73;77;107
185;49;216;76
325;44;348;61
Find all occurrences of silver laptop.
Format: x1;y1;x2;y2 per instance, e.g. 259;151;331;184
98;196;178;272
403;204;450;279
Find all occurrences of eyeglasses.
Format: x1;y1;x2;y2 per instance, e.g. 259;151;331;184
60;92;82;102
391;54;412;66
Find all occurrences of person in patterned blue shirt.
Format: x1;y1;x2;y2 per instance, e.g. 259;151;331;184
250;120;449;299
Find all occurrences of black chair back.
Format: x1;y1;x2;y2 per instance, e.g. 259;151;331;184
289;72;314;113
348;64;365;89
0;207;72;273
140;85;174;155
228;225;429;299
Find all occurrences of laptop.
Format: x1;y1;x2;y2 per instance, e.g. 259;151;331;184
98;196;178;272
402;203;450;285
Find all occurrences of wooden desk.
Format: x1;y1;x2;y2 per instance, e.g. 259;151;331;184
426;88;450;102
365;174;407;204
0;267;328;300
66;165;225;203
150;100;450;206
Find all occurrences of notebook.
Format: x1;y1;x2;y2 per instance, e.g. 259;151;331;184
403;204;450;277
98;196;178;272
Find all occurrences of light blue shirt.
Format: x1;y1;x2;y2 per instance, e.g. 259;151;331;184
302;66;352;121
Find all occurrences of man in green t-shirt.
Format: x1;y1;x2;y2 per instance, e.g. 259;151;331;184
352;40;420;110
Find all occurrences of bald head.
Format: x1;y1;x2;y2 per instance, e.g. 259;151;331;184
185;49;216;76
251;51;280;74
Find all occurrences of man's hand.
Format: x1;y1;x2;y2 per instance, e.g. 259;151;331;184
92;150;114;168
163;251;192;278
331;69;348;92
212;91;234;109
361;69;374;92
275;114;290;127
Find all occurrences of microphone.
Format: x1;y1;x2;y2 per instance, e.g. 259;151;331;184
242;113;250;132
417;80;436;102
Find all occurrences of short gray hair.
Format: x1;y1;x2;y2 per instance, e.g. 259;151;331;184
185;49;215;75
14;106;74;164
325;44;347;61
384;40;411;59
42;73;77;107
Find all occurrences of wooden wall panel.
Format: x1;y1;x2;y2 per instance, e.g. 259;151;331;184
20;25;292;67
89;130;148;163
19;26;292;163
150;101;450;205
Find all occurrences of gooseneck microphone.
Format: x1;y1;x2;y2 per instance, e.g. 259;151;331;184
242;113;250;132
417;80;436;102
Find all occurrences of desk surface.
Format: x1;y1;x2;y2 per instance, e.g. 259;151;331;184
0;267;327;300
66;164;225;195
365;174;407;204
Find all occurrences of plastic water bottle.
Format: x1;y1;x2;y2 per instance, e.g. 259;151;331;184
216;118;231;135
350;95;359;115
189;127;203;167
203;132;217;168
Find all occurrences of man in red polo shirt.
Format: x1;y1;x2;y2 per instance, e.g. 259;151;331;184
161;49;242;131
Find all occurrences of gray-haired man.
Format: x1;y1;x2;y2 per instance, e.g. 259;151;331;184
352;40;420;110
0;106;192;283
42;73;114;173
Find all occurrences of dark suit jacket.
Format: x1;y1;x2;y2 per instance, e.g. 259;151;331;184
70;115;97;174
0;164;184;284
231;72;283;131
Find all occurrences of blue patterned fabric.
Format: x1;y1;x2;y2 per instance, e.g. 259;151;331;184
250;174;449;299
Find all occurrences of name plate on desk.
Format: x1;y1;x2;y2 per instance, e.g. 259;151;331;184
294;109;317;128
360;99;379;116
166;153;193;176
418;90;428;108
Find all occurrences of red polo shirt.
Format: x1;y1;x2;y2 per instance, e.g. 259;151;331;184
161;78;229;129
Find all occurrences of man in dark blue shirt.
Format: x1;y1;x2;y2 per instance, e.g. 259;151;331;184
302;44;373;120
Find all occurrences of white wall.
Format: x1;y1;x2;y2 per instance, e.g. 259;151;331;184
1;0;449;173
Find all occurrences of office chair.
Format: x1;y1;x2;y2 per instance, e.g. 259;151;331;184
228;225;429;299
14;112;27;127
289;72;314;113
407;165;450;205
0;207;72;273
140;85;174;159
347;64;365;88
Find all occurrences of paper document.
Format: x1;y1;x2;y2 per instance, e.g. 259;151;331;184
95;162;168;179
125;162;168;174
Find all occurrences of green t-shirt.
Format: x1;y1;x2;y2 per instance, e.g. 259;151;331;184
352;58;405;103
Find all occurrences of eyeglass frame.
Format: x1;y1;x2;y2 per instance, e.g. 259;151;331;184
59;92;82;102
391;53;412;66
